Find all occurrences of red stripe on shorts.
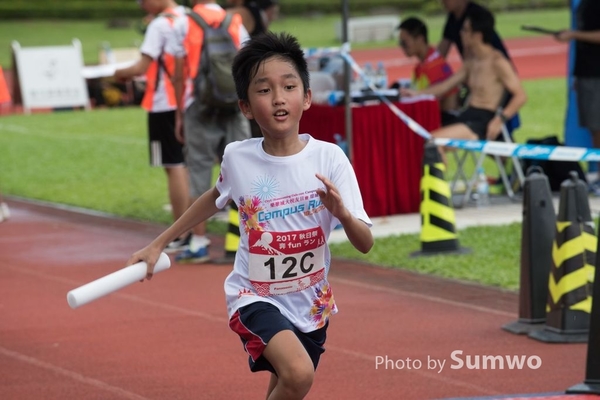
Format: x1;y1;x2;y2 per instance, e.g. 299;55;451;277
229;310;266;362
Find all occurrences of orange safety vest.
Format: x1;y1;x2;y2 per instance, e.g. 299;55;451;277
141;9;180;112
184;5;243;81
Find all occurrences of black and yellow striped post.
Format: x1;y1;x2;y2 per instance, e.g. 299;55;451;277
567;211;600;394
503;166;556;335
214;202;240;264
411;141;469;257
529;172;596;343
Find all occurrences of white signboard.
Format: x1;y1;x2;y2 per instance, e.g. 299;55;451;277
12;39;90;113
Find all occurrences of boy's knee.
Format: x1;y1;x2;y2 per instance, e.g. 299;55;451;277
278;363;314;396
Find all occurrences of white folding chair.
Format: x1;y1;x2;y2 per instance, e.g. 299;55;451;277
450;113;526;208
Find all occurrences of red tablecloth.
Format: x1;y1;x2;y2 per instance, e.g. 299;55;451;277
299;98;441;217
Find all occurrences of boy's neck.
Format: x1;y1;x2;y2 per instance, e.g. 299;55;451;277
416;45;430;62
470;41;493;58
262;135;307;157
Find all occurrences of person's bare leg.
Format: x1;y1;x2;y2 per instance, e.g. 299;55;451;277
262;330;314;400
265;374;278;400
165;166;189;221
431;123;478;164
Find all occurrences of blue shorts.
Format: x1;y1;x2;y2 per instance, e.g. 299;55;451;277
228;301;328;374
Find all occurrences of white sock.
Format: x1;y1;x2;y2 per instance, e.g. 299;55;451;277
190;235;210;252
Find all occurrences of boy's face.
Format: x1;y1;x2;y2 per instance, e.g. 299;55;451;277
460;19;475;48
398;30;421;57
239;56;311;140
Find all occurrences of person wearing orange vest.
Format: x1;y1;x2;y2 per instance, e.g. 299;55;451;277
114;0;192;254
167;0;251;263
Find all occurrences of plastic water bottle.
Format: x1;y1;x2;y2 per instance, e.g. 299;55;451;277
102;42;115;64
363;63;374;90
474;167;490;207
376;61;387;89
327;90;345;106
333;133;349;158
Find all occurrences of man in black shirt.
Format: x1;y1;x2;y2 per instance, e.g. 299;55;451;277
555;0;600;191
438;0;509;60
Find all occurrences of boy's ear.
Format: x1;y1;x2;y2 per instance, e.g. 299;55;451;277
303;88;312;111
238;99;254;120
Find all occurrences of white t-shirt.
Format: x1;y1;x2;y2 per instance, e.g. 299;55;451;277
216;134;372;333
139;5;186;112
166;4;249;110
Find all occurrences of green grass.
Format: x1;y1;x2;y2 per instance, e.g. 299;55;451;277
0;8;570;68
0;108;169;222
330;223;522;290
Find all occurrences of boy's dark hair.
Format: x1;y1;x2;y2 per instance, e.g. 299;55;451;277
398;17;428;44
466;6;495;45
232;31;309;102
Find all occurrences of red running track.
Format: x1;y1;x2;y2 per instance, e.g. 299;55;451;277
0;199;595;400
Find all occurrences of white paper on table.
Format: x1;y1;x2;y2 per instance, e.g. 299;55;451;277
67;252;171;309
81;61;136;79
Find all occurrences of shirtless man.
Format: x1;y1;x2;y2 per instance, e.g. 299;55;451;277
403;6;526;144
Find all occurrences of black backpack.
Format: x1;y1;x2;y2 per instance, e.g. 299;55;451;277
186;9;239;111
521;135;587;192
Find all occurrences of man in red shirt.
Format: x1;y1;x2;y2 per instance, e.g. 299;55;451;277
396;17;459;126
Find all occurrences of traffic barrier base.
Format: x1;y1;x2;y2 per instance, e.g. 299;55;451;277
503;167;555;335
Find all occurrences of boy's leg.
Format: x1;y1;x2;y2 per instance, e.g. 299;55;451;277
262;330;315;400
265;374;278;400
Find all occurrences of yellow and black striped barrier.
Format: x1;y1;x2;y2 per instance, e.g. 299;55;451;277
214;202;240;264
411;141;469;257
567;217;600;395
530;172;595;343
502;166;555;335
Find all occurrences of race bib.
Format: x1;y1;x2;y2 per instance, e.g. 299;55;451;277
248;227;326;296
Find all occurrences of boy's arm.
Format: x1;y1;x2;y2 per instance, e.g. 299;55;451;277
114;54;152;80
128;187;221;278
407;67;466;98
485;55;527;140
338;213;373;254
494;56;527;120
173;56;185;142
315;173;373;254
437;38;452;58
556;30;600;44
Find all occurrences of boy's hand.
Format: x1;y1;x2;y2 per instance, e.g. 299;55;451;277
315;173;350;222
554;30;574;42
486;116;503;141
127;246;163;281
400;88;418;98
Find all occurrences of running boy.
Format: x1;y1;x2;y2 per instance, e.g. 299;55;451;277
127;32;374;399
